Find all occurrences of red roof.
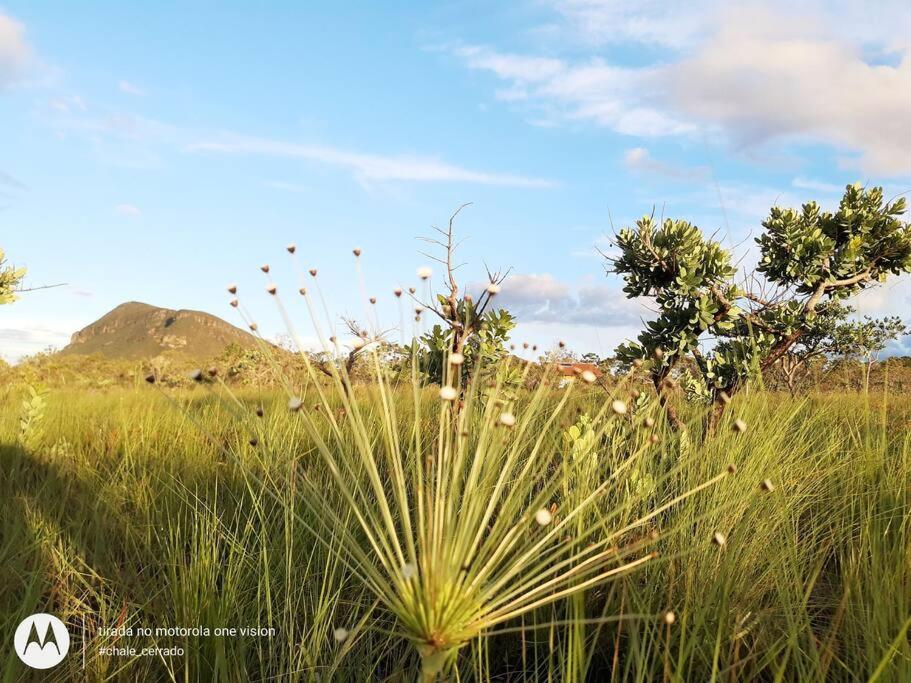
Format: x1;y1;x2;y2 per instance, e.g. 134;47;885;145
555;362;603;377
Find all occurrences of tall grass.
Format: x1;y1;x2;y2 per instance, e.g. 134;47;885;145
2;381;909;680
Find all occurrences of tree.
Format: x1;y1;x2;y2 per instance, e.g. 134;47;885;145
413;204;513;386
830;315;907;392
312;317;393;393
610;184;911;431
0;248;26;305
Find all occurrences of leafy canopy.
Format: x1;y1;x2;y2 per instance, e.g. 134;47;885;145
610;184;911;408
0;248;27;305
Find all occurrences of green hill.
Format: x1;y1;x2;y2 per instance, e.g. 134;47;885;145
61;301;257;361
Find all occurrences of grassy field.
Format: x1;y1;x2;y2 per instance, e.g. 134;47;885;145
2;378;910;681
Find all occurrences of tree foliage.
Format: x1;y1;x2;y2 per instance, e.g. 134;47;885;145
610;184;911;429
0;248;27;305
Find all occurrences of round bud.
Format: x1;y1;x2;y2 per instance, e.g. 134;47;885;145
534;508;552;526
439;386;458;401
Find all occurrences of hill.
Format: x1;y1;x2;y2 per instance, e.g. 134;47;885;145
61;301;258;361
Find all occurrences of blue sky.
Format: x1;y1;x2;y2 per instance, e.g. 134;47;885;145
2;1;911;362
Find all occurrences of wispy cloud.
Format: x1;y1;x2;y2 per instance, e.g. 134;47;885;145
187;135;556;188
115;203;141;217
0;170;26;190
0;12;32;89
119;80;144;96
263;180;311;193
624;147;708;181
792;176;844;194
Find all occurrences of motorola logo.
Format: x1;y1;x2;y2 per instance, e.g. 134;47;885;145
14;614;70;669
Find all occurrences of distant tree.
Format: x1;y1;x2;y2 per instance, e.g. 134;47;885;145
609;184;911;431
830;315;907;391
773;301;852;394
0;248;26;305
312;317;393;393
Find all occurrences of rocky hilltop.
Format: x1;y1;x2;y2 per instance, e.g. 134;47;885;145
62;301;257;360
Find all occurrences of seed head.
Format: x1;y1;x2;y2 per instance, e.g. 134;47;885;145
449;352;465;366
369;297;376;304
439;386;458;401
487;283;501;295
401;563;417;579
408;287;416;295
522;342;529;350
260;264;270;273
333;627;349;643
499;412;516;428
632;358;643;368
227;284;238;294
393;287;403;297
286;243;296;254
230;299;239;308
144;373;156;384
417;266;432;280
288;397;303;412
534;508;553;526
581;370;597;384
299;287;307;296
248;437;258;447
352;337;366;350
644;416;655;428
611;399;628;415
760;479;775;492
653;348;665;360
558;340;565;348
727;463;737;475
719;391;732;405
309;268;317;277
649;433;659;444
189;368;203;382
207;367;218;377
249;323;258;331
255;407;264;418
663;611;676;625
733;418;747;433
415;306;424;315
712;532;727;547
267;283;277;295
353;247;362;257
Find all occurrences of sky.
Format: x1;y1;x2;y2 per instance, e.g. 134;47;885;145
2;0;911;363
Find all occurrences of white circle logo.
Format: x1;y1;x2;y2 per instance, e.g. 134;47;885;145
14;613;70;669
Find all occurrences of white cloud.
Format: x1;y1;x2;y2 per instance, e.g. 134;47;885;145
452;2;911;176
624;147;708;180
668;6;911;175
115;203;141;217
119;80;144;96
188;135;555;187
495;273;649;327
0;12;31;89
